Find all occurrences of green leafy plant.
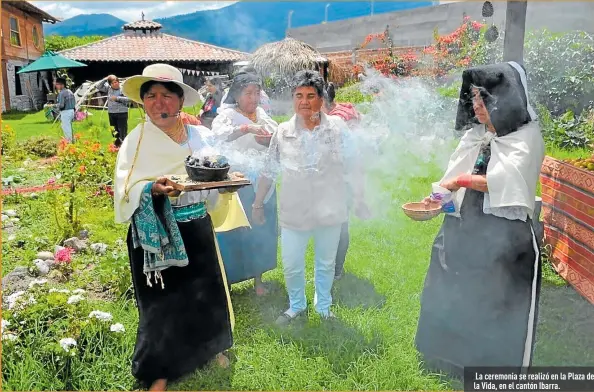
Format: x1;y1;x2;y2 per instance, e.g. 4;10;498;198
45;35;106;52
20;135;59;158
524;30;594;116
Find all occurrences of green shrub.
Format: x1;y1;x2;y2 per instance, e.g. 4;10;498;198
20;135;58;158
525;30;594;116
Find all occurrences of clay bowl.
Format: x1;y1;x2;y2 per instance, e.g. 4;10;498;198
185;163;230;182
402;201;443;221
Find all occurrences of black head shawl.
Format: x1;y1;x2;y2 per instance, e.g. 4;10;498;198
223;70;262;105
455;62;535;136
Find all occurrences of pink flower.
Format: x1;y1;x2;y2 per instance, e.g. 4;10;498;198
47;177;56;185
55;247;74;263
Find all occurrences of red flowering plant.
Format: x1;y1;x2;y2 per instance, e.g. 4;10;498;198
356;29;419;78
54;247;75;276
49;135;118;239
419;17;495;77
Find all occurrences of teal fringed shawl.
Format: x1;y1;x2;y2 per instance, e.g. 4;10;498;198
131;182;190;289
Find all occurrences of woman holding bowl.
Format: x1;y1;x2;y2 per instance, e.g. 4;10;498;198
211;69;278;296
415;62;545;378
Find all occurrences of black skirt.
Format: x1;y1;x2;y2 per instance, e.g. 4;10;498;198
415;188;542;379
127;213;233;386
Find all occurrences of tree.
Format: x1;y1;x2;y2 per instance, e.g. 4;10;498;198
45;35;106;52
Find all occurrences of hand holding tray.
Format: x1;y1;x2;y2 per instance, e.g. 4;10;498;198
164;172;251;193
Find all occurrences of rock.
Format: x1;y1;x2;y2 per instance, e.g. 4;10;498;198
63;237;88;253
4;210;18;217
90;243;108;255
17;168;26;173
11;218;20;223
3;221;14;228
29;193;39;199
36;251;54;261
78;230;89;240
2;267;33;295
34;259;51;276
2;214;8;222
55;245;65;254
7;234;16;241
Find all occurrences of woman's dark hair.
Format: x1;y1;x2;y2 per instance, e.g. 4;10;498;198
324;82;336;104
205;77;223;91
291;70;324;97
55;77;66;85
224;71;261;105
140;81;184;100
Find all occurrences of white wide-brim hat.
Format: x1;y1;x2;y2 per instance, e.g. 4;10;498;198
122;63;201;107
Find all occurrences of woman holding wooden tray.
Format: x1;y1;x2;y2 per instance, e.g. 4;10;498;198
211;68;279;296
114;63;249;391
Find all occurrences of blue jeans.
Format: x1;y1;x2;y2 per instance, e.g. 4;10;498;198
60;109;74;141
281;224;342;316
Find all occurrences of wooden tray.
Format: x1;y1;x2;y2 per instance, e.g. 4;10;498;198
164;173;251;192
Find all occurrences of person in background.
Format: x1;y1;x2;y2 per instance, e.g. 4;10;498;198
322;82;361;126
99;75;131;147
219;66;272;114
252;70;370;325
321;82;362;280
211;69;278;297
415;62;545;379
199;78;223;129
55;77;76;142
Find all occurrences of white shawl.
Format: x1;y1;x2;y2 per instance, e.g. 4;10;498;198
114;120;249;229
211;107;278;204
440;121;545;221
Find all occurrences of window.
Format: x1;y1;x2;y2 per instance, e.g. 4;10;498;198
32;26;40;49
9;16;21;46
14;66;23;96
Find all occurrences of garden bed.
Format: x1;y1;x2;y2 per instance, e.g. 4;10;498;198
540;156;594;306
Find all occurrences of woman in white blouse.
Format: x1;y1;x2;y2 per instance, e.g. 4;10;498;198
210;69;279;296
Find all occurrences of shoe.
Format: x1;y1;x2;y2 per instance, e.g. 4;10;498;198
275;309;305;326
334;273;343;281
319;310;336;320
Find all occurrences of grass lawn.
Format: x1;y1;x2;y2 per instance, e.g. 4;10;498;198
2;109;594;390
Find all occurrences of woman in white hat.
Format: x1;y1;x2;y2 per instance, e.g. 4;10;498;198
114;63;249;390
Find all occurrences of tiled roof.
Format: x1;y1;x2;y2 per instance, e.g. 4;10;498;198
59;32;248;63
123;20;162;30
5;1;61;23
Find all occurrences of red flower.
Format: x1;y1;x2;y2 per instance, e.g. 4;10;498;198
78;165;86;174
55;247;73;263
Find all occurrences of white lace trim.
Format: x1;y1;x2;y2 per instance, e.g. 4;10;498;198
483;194;528;222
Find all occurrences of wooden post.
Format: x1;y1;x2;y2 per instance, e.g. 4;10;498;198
503;1;528;64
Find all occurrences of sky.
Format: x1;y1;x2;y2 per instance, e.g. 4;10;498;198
30;1;236;21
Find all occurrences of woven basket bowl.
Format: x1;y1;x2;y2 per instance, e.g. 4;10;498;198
402;201;442;221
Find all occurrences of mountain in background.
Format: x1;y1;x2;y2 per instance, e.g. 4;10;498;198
44;1;434;51
45;13;126;37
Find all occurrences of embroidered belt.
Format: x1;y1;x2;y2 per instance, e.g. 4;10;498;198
172;202;207;222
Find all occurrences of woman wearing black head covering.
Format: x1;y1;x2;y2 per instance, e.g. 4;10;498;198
415;62;545;379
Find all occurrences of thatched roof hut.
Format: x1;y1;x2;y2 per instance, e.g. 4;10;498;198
250;37;328;84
